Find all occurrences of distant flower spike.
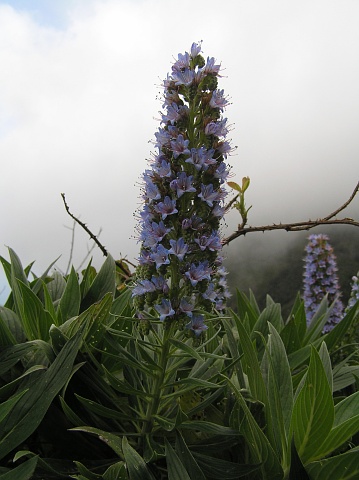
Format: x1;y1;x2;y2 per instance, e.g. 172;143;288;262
303;234;344;332
346;271;359;312
132;42;234;336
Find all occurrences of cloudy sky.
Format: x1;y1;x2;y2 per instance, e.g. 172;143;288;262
1;0;359;302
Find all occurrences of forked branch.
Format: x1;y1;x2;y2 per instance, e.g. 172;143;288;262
222;181;359;246
61;193;135;278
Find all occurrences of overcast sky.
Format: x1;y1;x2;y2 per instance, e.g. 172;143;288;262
1;0;359;302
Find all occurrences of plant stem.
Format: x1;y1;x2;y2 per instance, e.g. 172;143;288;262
141;325;172;438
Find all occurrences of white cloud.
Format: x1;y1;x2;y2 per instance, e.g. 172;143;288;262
1;0;359;302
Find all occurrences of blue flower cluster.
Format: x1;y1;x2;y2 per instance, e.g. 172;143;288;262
133;42;232;336
346;271;359;312
303;234;344;332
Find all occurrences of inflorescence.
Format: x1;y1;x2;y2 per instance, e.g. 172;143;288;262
132;42;233;337
346;271;359;313
303;233;344;332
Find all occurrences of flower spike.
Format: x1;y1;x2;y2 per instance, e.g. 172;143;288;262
133;42;233;335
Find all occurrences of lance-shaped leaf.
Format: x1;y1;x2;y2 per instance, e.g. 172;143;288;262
122;437;156;480
309;390;359;460
290;347;334;465
306;450;359;480
0;329;83;460
261;323;293;465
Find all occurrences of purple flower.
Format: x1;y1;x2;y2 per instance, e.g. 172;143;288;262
143;176;161;202
185;261;212;286
170;172;196;198
185;147;216;171
170;134;191;158
151;244;170;269
153;159;172;178
172;52;190;72
202;56;221;75
155;299;175;322
346;273;359;311
154;128;171;148
154;196;178;219
179;297;195;317
132;279;156;297
151;275;169;294
214;162;229;183
202;283;217;302
303;234;344;331
209;89;229;110
172;68;195;86
198;184;226;207
190;42;201;57
194;231;222;252
205;118;228;137
168;238;189;261
185;314;208;336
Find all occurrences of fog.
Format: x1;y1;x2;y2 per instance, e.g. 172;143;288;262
1;0;359;302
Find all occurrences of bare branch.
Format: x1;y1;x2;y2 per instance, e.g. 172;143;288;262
61;193;133;278
222;181;359;246
61;193;108;257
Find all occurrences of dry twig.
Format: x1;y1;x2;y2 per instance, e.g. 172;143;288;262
222;181;359;246
61;193;134;278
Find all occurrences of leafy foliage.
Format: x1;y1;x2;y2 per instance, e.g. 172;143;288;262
0;249;358;478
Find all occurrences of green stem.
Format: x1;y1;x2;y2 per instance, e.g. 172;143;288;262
141;325;173;438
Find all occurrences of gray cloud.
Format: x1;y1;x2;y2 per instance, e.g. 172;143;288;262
1;0;359;303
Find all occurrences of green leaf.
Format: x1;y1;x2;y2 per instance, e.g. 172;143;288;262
311;391;359;459
80;255;116;311
281;299;306;353
169;338;203;361
261;323;293;465
0;343;38;376
236;291;259;331
230;309;268;404
109;289;133;320
73;461;102;479
8;248;29;287
251;303;283;344
306;450;359;479
122;437;156;480
165;438;191;480
333;365;359;391
58;267;81;325
0;307;25;345
71;426;123;457
75;395;131;422
324;302;359;351
0;366;45;402
227;377;283;479
0;390;28;423
0;329;83;460
0;455;38;480
60;292;113;348
180;420;239;436
45;271;66;303
175;432;206;480
17;280;53;340
103;462;128;480
303;296;331;345
288;438;310;480
192;452;261;480
41;282;57;323
318;342;333;393
290;347;334;465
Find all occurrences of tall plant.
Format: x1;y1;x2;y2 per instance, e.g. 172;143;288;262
132;41;232;335
303;233;344;331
